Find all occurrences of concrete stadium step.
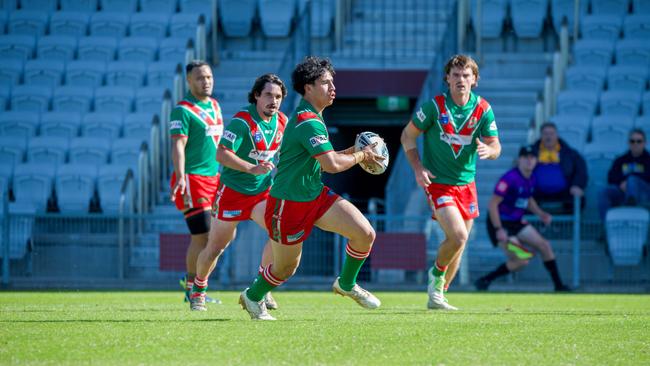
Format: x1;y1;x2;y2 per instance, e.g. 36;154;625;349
489;104;534;118
477;79;544;94
479;52;553;79
479;90;538;107
220;50;285;60
496;116;533;130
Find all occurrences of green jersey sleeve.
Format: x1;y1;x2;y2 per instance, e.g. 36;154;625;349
479;107;498;137
169;107;189;137
411;100;437;131
298;120;333;157
220;119;247;152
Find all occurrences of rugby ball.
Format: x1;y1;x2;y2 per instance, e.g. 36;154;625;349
354;131;389;175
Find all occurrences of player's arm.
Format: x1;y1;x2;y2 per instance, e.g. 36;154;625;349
476;136;501;160
527;197;552;225
217;146;273;176
488;194;508;243
316;145;381;174
401;121;435;188
171;136;188;198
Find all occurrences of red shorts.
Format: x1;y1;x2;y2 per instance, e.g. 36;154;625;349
425;181;479;220
265;186;340;245
170;172;220;213
212;182;270;221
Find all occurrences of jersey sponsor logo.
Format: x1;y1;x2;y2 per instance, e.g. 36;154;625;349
469;202;477;214
309;135;329;147
205;124;223;137
199;111;208;120
454;113;464;119
275;131;283;144
287;230;305;242
223;130;236;143
439;113;449;125
416;108;426;122
489;121;497;131
248;149;277;162
222;209;242;218
515;198;529;209
468;116;478;129
496;181;508;193
254;130;263;143
436;196;453;205
170;120;182;130
440;132;472;146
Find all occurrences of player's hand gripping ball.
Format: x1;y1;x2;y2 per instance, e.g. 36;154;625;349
354;131;389;175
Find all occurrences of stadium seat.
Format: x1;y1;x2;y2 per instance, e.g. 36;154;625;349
8;10;48;36
573;39;614;67
105;61;146;88
607;66;647;93
65;60;106;87
0;9;6;32
129;13;169;38
580;14;622;41
310;0;334;37
135;87;164;113
259;0;295;38
218;0;256;37
0;136;27;165
643;92;650;116
556;124;587;152
584;142;620;214
635;116;650;137
0;163;13;198
600;91;641;117
69;136;111;164
49;11;90;37
60;0;98;11
551;0;588;34
140;0;177;13
0;34;36;60
606;207;648;266
146;61;178;87
118;36;158;62
81;112;123;139
52;86;94;113
27;136;69;165
0;84;7;110
36;35;77;61
77;36;117;62
169;12;201;39
158;36;188;62
633;0;650;13
55;163;97;213
510;0;548;38
111;137;144;166
556;90;599;116
179;0;214;21
100;0;137;12
591;115;634;145
0;111;39;137
12;162;56;212
90;12;129;37
591;0;629;16
123;113;153;138
97;163;132;213
20;0;57;11
0;59;23;86
94;86;134;113
622;15;650;39
40;111;82;138
564;65;607;91
11;85;51;112
615;39;650;67
23;59;65;88
550;114;591;131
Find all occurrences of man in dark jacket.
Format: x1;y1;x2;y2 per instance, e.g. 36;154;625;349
598;128;650;220
531;122;588;214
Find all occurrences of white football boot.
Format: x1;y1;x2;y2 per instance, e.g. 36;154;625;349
264;292;278;310
427;267;458;311
239;289;276;321
332;277;381;309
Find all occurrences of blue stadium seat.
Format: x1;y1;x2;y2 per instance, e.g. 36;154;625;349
636;116;650;137
52;86;94;112
179;0;214;21
556;90;599;116
0;164;11;204
90;12;129;37
615;39;650;67
13;162;56;211
37;35;77;61
123;113;152;138
69;136;111;165
40;111;82;138
169;12;201;39
606;207;648;266
11;85;51;112
310;0;334;37
573;39;614;67
600;91;641;117
556;124;587;152
81;112;123;139
0;111;39;137
0;136;26;165
158;36;187;61
118;36;158;62
135;86;164;113
623;15;650;39
106;61;146;88
100;0;137;12
65;60;106;87
633;0;650;13
259;0;295;38
140;0;177;13
591;0;629;16
551;0;588;34
60;0;98;12
97;164;132;213
8;10;48;36
0;34;36;60
643;92;650;116
111;137;144;166
129;13;169;38
580;14;622;41
55;163;97;213
0;84;7;110
23;59;65;87
0;0;17;10
94;86;134;113
218;0;256;37
550;114;591;131
49;11;90;37
510;0;548;38
0;59;23;86
146;61;178;87
0;10;7;34
78;36;117;62
20;0;57;11
564;65;607;91
27;136;69;165
591;115;634;145
607;65;647;93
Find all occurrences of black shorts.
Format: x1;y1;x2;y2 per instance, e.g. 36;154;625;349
486;218;528;247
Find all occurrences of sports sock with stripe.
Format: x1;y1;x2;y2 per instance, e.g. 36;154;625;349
338;244;369;291
246;265;284;302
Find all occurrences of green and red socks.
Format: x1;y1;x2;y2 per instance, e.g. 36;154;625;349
431;260;447;278
246;264;285;302
191;276;208;298
338;244;370;291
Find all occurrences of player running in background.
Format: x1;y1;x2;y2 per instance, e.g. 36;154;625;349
238;56;385;321
170;60;222;304
475;146;570;292
401;54;501;310
188;74;288;311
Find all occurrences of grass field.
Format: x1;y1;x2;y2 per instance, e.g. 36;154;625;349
1;291;649;365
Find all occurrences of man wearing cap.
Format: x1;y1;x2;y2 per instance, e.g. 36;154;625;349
475;146;570;292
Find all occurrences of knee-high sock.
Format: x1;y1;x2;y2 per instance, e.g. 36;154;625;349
338;243;370;291
246;265;285;302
